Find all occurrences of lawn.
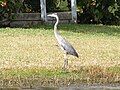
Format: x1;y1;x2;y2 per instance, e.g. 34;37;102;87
0;24;120;87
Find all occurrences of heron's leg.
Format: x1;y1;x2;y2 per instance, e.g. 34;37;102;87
63;53;68;69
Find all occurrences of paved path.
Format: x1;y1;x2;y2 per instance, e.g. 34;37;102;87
1;86;120;90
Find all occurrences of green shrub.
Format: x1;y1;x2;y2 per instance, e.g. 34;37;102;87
77;0;120;25
0;0;119;25
24;0;59;12
0;0;23;22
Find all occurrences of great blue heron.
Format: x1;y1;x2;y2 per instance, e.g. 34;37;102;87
47;13;78;69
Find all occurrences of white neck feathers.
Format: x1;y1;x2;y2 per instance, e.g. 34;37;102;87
54;15;59;31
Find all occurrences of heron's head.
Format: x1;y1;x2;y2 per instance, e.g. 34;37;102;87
47;13;58;18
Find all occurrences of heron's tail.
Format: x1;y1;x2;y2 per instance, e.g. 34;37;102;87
75;52;79;58
72;51;78;58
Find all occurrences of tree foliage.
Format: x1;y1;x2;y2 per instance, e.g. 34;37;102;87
0;0;23;25
0;0;24;27
77;0;120;25
0;0;120;25
23;0;59;12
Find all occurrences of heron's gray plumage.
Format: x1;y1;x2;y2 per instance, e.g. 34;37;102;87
55;31;78;57
47;13;78;69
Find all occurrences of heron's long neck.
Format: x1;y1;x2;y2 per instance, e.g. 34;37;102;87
54;16;60;36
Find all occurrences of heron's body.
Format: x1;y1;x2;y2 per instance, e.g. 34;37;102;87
47;13;78;69
54;30;78;57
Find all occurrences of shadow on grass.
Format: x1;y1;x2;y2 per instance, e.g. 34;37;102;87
31;24;120;37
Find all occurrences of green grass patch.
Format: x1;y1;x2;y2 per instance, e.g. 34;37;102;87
0;24;120;87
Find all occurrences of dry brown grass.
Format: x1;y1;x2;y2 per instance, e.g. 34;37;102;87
0;24;120;87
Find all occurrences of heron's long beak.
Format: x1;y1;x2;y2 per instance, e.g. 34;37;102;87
47;14;52;17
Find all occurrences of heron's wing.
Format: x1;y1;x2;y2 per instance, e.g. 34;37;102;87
59;38;78;57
